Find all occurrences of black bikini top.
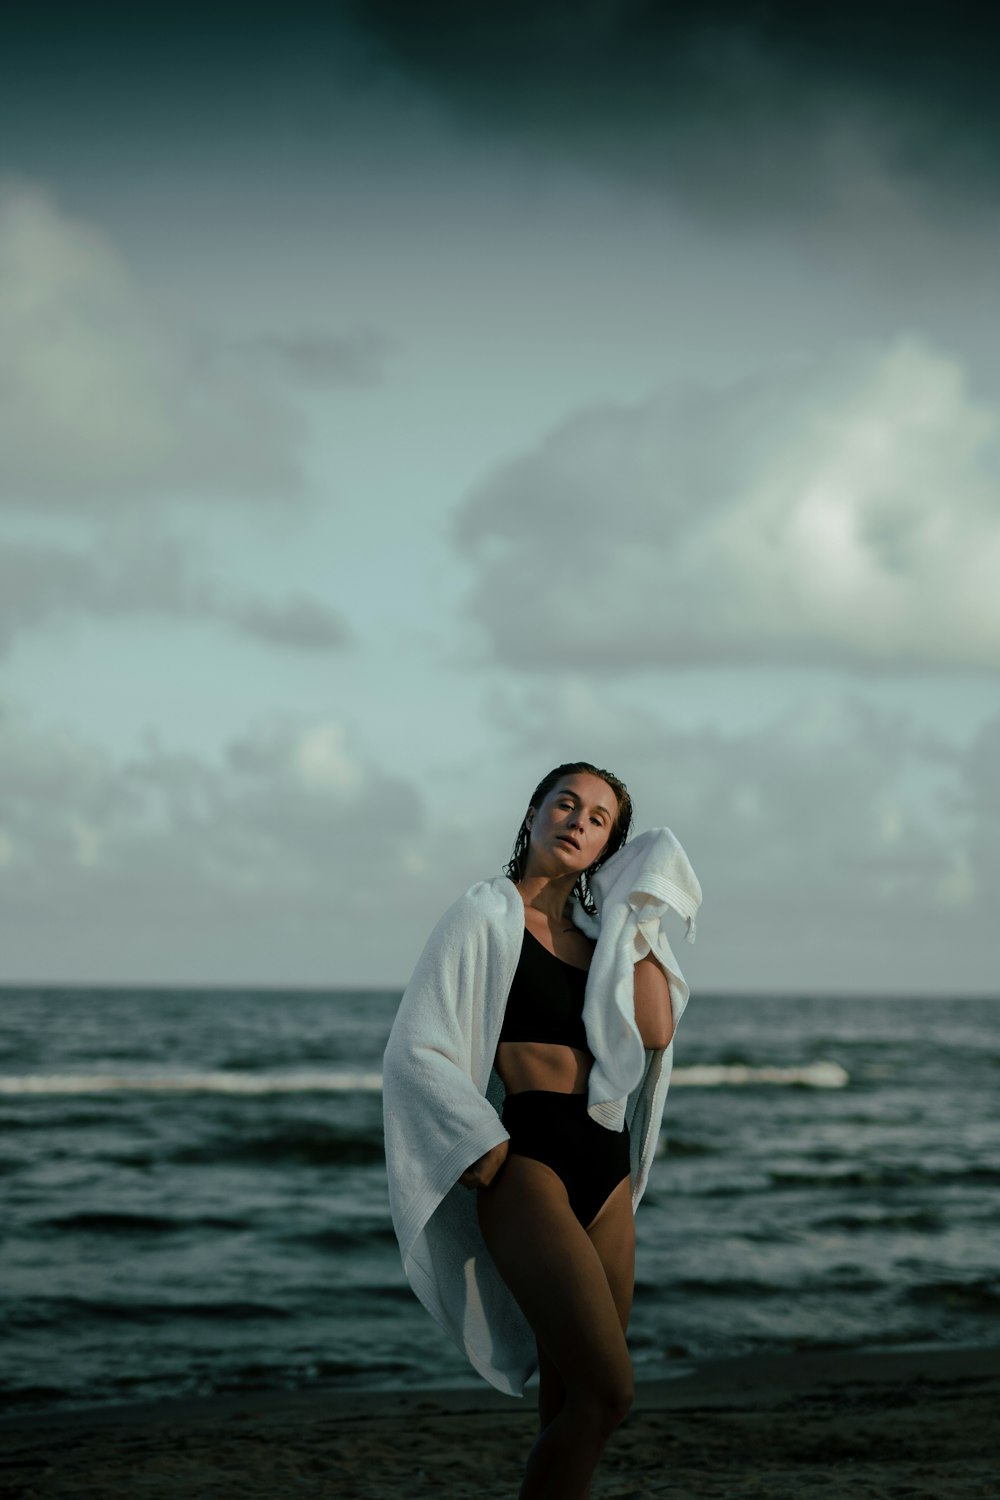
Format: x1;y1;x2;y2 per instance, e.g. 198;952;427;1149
497;928;594;1055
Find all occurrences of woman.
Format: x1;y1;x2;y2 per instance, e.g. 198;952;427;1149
383;761;697;1500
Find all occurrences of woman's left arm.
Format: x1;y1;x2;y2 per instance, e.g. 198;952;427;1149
633;953;674;1050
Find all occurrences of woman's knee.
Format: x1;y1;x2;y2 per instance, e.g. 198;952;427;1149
567;1369;634;1434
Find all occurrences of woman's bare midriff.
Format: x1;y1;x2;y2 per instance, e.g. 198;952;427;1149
495;1041;592;1096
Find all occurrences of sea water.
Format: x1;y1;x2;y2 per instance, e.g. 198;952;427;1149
1;987;997;1414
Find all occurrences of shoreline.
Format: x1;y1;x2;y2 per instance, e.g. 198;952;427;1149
3;1343;997;1497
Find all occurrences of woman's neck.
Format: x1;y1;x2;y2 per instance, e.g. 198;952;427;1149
515;872;577;924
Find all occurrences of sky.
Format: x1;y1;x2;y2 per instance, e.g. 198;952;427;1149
1;1;998;992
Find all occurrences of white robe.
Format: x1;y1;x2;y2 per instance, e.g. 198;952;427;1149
381;827;702;1396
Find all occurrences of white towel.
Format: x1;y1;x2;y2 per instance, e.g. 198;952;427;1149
573;827;702;1153
381;877;533;1395
381;826;702;1396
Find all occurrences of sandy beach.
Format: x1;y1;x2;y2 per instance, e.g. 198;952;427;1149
2;1344;996;1499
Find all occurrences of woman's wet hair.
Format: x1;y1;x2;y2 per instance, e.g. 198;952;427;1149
503;761;633;914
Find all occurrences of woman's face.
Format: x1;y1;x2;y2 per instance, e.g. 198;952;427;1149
525;771;619;877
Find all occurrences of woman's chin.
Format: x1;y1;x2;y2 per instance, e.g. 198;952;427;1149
551;848;586;874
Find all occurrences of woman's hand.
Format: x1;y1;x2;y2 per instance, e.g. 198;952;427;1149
459;1140;509;1190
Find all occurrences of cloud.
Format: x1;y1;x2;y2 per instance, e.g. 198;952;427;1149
226;595;351;651
455;336;1000;672
236;328;397;388
5;8;996;230
0;183;355;656
0;530;351;655
482;683;991;991
0;182;303;509
346;1;1000;221
0;692;994;991
955;714;1000;897
0;712;430;982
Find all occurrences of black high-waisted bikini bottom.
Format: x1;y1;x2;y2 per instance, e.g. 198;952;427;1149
501;1089;631;1230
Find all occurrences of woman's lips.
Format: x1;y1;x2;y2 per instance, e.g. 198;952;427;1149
557;835;580;850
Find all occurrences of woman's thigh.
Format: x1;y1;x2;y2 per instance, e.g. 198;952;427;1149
476;1155;633;1407
586;1175;636;1333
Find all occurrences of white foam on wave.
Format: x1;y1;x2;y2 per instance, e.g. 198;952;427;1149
1;1060;849;1094
0;1070;385;1095
672;1061;849;1089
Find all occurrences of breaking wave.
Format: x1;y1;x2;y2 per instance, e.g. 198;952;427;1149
0;1060;849;1095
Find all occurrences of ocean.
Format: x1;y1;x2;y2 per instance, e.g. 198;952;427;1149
1;987;998;1416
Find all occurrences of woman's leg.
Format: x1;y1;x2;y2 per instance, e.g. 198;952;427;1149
536;1340;566;1432
586;1174;636;1332
535;1175;635;1432
477;1157;634;1500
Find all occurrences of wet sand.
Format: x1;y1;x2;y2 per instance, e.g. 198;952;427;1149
2;1344;997;1498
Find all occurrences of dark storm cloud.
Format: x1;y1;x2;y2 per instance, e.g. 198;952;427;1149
344;0;1000;217
0;4;370;160
6;4;997;220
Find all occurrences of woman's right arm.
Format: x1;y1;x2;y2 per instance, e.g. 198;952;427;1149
633;951;675;1049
